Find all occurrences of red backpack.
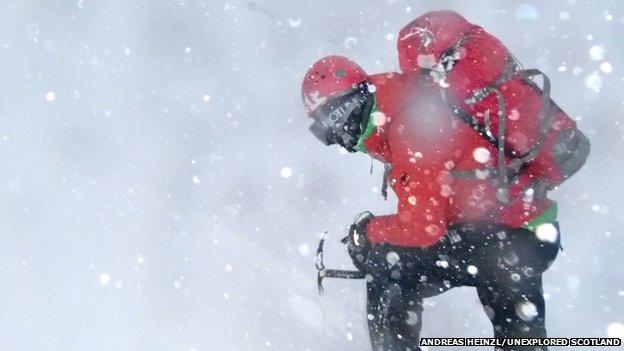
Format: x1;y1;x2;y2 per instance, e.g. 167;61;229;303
397;11;589;202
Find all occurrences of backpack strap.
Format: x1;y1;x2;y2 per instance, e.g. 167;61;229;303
381;163;391;201
513;69;553;164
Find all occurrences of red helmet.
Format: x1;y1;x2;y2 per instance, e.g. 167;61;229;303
301;55;368;115
301;56;372;150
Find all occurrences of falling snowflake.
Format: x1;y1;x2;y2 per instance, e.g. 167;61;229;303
473;147;491;164
386;251;400;266
535;223;559;243
298;243;310;257
607;322;624;338
99;273;110;285
406;310;420;325
516;300;539;321
584;73;602;93
287;18;301;27
425;224;440;236
371;111;387;126
515;4;539;21
280;166;293;178
508;108;520;121
344;37;358;50
600;62;613;74
436;260;449;269
589;45;605;61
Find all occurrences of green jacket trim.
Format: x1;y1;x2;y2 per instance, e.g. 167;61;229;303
355;94;379;154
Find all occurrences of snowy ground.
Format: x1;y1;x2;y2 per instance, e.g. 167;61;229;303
0;1;622;350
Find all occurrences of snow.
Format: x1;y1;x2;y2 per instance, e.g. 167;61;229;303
344;37;358;50
287;18;301;27
371;111;387;126
503;251;519;266
425;224;440;236
280;166;293;178
607;322;624;338
386;251;400;266
589;44;605;61
535;223;559;243
297;243;310;257
436;260;449;269
99;273;110;285
440;185;452;197
406;310;420;325
508;108;520;121
514;4;539;21
472;147;491;164
585;73;602;92
600;62;613;74
515;300;539;321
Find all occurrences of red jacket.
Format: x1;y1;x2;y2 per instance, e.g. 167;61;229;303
361;72;486;247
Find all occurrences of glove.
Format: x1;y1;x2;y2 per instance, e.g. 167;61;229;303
345;212;374;271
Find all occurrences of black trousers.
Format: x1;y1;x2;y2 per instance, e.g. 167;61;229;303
361;222;561;351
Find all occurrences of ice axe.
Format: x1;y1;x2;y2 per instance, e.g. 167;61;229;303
315;232;366;294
